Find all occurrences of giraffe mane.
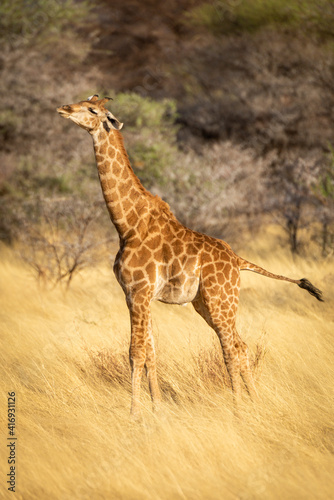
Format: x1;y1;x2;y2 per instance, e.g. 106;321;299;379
113;130;175;219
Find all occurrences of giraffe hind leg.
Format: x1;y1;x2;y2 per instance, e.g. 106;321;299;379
234;332;259;401
192;297;242;403
192;296;258;404
144;318;162;412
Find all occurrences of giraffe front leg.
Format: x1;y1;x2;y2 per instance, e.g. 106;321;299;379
129;302;151;418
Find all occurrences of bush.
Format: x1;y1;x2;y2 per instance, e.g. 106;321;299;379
186;0;334;38
108;92;179;187
313;145;334;255
0;0;91;49
16;198;113;288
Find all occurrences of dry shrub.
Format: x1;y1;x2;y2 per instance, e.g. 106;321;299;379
85;339;267;405
157;360;197;404
165;141;267;240
194;347;231;390
194;340;267;390
86;346;186;404
84;346;131;390
16;198;113;288
251;338;267;379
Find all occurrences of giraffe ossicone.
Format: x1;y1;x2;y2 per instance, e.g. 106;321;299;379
57;96;323;417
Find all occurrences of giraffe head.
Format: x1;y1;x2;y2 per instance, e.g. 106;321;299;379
57;94;123;134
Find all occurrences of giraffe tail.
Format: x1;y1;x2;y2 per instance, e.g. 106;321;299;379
238;258;324;302
297;278;324;301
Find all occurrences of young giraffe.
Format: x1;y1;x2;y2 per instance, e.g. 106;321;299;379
57;95;323;417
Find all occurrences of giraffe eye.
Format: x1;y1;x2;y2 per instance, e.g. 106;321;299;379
88;107;98;115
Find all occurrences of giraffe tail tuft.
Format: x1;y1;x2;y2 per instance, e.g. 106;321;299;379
298;278;324;302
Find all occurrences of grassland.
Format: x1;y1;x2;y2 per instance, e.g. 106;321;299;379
0;231;333;500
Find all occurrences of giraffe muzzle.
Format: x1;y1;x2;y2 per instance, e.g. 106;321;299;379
57;106;71;117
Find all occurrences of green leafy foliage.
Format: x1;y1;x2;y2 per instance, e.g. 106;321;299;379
187;0;334;38
315;145;334;200
0;0;91;48
110;93;178;133
0;110;22;141
110;92;179;187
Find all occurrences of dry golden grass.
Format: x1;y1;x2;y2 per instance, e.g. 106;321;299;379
1;230;333;499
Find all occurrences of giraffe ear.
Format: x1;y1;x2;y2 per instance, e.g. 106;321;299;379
87;94;99;102
107;112;123;130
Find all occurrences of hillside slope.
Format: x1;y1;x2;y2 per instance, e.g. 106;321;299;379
1;0;334;247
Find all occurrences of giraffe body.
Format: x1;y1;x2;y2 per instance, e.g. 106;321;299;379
57;96;323;416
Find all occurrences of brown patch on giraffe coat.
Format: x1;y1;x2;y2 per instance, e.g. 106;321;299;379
108;201;122;214
107;146;116;156
231;269;239;287
130;189;141;202
187;243;198;256
98;162;110;175
112;162;122;176
162;243;173;262
203;263;215;275
176;228;187;238
137;221;149;240
128;254;140;268
133;269;145;282
122;167;130;180
126;209;138;226
153;249;162;261
119;179;133;194
172;239;185;256
95;154;104;163
117;221;131;235
145;261;156;281
184;255;198;270
145;234;162;250
137;198;149;214
120;266;132;282
122;199;133;213
103;192;113;203
224;263;232;276
217;272;225;285
128;245;152;268
150;204;162;218
101;177;117;190
98;142;108;155
127;237;141;248
171;259;182;275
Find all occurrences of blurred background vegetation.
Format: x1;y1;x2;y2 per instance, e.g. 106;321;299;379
0;0;333;285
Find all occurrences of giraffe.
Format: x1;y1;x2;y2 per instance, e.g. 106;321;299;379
57;95;323;417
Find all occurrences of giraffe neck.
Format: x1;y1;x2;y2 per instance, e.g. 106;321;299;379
92;128;151;240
